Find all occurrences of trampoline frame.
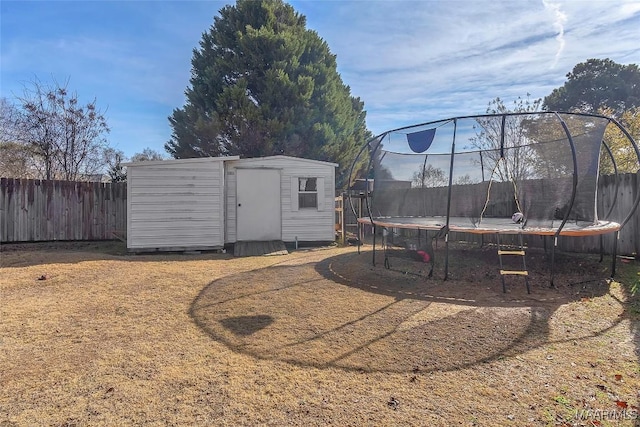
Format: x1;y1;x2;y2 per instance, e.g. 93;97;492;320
348;111;640;286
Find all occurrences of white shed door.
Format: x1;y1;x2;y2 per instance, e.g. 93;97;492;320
236;168;281;241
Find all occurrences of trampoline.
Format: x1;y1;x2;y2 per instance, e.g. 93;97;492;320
357;216;621;237
349;111;640;289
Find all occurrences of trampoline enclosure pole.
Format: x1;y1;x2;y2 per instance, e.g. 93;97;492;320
599;141;619;265
443;119;458;280
549;113;580;287
608;119;640;278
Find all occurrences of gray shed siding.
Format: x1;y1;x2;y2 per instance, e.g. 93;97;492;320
127;158;229;250
225;156;336;243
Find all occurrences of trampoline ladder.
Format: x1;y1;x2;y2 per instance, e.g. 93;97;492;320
497;234;530;294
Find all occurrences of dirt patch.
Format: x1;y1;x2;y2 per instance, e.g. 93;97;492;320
1;242;638;426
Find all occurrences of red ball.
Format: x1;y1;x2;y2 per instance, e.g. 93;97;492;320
416;250;431;263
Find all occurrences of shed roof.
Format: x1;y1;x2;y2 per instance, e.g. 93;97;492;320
124;155;338;168
123;156;239;167
229;155;339;168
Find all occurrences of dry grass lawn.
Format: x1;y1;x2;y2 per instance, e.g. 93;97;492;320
1;241;639;426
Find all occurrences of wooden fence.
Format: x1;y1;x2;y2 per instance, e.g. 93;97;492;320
1;178;127;243
554;173;638;256
1;174;638;254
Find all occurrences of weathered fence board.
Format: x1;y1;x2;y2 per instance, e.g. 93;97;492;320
1;178;127;243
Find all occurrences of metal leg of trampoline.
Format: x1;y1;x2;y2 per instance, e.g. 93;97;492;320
444;234;449;281
383;227;390;270
550;241;556;288
372;225;376;266
599;234;604;263
611;231;618;278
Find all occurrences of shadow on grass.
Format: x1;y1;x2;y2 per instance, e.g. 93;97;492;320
0;240;232;268
190;249;627;374
220;315;274;336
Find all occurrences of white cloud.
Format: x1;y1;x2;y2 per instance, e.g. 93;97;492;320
542;0;567;69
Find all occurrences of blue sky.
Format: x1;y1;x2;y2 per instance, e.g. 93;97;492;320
2;0;639;160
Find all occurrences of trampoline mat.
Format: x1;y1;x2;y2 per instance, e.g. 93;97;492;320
357;216;621;236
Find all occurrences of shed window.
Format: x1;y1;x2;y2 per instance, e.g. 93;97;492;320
298;177;317;208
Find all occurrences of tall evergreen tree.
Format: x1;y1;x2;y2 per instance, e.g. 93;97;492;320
166;0;370;187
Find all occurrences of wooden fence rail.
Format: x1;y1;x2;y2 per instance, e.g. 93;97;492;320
1;178;127;243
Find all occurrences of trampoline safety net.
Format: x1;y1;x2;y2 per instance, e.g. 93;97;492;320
366;113;616;232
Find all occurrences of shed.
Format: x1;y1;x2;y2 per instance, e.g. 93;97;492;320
125;155;337;252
